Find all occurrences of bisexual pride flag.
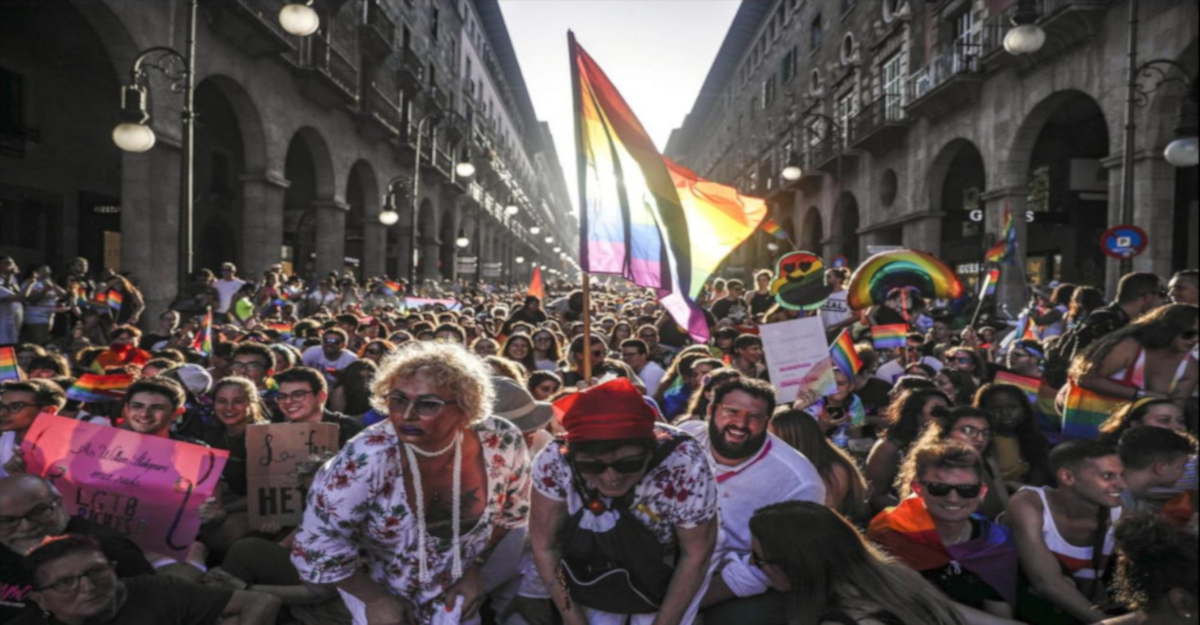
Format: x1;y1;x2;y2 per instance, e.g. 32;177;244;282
871;324;908;351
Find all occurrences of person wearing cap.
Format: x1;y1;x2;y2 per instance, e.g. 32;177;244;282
530;378;718;625
291;342;531;624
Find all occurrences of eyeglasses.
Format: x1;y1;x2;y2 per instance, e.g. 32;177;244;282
387;392;456;418
230;362;266;373
920;482;983;498
572;454;649;475
275;390;315;404
0;401;35;414
715;404;768;423
952;425;992;440
37;561;115;594
750;551;778;569
0;499;60;532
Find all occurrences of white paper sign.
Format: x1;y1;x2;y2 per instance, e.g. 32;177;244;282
760;316;838;403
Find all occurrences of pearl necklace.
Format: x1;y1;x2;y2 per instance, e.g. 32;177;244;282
404;431;464;583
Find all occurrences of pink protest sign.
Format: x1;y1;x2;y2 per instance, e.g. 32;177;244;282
21;414;229;561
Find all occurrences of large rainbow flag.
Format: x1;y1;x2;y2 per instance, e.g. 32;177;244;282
571;33;764;342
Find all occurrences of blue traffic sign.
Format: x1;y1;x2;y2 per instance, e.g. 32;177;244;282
1100;225;1148;259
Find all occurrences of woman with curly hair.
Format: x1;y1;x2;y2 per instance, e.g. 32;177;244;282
291;341;531;623
864;388;951;514
1070;303;1198;407
1066;286;1105;332
973;383;1051;487
1101;513;1198;624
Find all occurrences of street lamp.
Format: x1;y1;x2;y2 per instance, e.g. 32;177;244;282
504;196;519;216
454;143;476;179
544;236;554;244
530;226;541;235
781;151;802;182
455;232;470;249
1003;0;1046;55
279;1;320;37
515;256;525;264
380;177;408;225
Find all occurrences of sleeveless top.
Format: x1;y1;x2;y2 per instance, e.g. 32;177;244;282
1021;486;1121;581
1110;347;1189;392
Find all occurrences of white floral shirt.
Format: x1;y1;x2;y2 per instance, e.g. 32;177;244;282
532;424;718;546
290;417;531;620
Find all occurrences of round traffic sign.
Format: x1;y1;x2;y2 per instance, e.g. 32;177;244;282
1100;225;1148;259
831;255;849;269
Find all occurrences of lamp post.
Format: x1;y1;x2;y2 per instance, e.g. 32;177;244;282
409;111;441;285
113;0;315;288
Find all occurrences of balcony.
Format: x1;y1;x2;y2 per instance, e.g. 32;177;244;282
848;94;908;154
397;47;424;93
359;0;396;65
201;0;296;58
905;43;983;118
981;0;1112;71
293;34;360;110
357;82;402;141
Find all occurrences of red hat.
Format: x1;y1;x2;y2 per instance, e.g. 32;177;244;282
554;378;656;444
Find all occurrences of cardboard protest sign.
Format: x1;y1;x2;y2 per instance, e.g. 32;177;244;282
760;316;838;404
245;422;339;527
21;415;229;561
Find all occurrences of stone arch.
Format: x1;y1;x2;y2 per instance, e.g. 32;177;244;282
928;138;987;270
195;75;269;174
289;127;336;201
283;127;336;277
800;206;823;252
346;160;381;279
1000;89;1111;190
831;191;861;266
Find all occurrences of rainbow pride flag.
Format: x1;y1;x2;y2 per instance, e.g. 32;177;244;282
993;370;1041;405
66;373;134;403
871;324;908;350
107;289;123;314
1062;383;1126;441
380;280;403;297
192;308;213;356
267;322;293;334
829;330;863;376
0;346;23;381
572;32;764;342
90;290;107;310
984;205;1018;265
980;269;1000;298
761;218;788;241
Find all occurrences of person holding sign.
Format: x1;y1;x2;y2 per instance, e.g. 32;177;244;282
291;342;531;624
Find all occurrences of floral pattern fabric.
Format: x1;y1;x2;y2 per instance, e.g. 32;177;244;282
290;417;531;621
532;424;718;546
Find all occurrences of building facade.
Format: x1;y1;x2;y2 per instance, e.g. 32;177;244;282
0;0;576;316
667;0;1197;307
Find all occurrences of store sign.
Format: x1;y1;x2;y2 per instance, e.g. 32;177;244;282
92;205;121;215
956;263;983;276
457;257;478;274
968;209;1037;223
481;262;503;278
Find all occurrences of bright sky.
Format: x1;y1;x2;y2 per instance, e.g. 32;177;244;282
498;0;741;213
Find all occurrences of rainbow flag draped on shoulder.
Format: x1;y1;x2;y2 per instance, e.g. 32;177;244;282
571;33;765;342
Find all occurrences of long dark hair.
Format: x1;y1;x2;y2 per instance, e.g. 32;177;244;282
1071;304;1198;379
501;334;538;373
770;409;868;521
882;388;950;447
750;501;964;625
1049;283;1076;308
973;383;1051;484
937;368;978;407
1068;286;1105;323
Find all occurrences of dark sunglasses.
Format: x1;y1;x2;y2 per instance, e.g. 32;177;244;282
920;481;983;498
572;454;649;475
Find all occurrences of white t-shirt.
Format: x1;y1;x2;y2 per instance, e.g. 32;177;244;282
820;290;852;330
214;278;247;313
638;361;667;396
301;346;358;378
875;355;944;384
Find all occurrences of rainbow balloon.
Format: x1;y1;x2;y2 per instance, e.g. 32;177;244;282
846;249;964;310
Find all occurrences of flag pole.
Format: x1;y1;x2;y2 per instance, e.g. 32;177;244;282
569;30;593;384
582;277;594;383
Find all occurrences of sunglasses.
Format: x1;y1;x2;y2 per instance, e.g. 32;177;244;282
920;481;983;498
571;454;649;475
952;425;991;440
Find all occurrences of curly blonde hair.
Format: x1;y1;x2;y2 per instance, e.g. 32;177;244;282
370;341;495;426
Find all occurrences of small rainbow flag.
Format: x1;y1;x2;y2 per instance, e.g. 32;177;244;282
192;307;213;356
380;280;403;297
66;373;134;403
267;322;293;334
90;290;107;310
0;346;23;381
829;330;863;376
1061;384;1126;441
993;371;1041;405
980;269;1000;298
761;218;789;241
107;289;123;314
871;324;908;350
984;205;1018;265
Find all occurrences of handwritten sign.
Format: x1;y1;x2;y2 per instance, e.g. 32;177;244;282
21;415;229;561
760;316;837;404
245;422;339;527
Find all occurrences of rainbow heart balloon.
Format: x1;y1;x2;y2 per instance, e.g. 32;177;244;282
846;249;964;310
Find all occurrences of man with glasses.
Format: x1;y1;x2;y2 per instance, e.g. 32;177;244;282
686;378;824;623
620;339;666;396
869;440;1017;618
0;475;154;622
272;367;363;447
300;328;357;382
876;333;944;385
0;380;66;478
1005;339;1044;378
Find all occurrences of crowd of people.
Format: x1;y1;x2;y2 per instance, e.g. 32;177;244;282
0;253;1196;625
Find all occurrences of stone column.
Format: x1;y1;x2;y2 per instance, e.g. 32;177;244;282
121;145;181;323
902;214;942;256
241;171;289;279
362;215;387;279
395;225;414;283
981;187;1030;317
420;236;441;283
1131;151;1177;279
312;199;349;278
